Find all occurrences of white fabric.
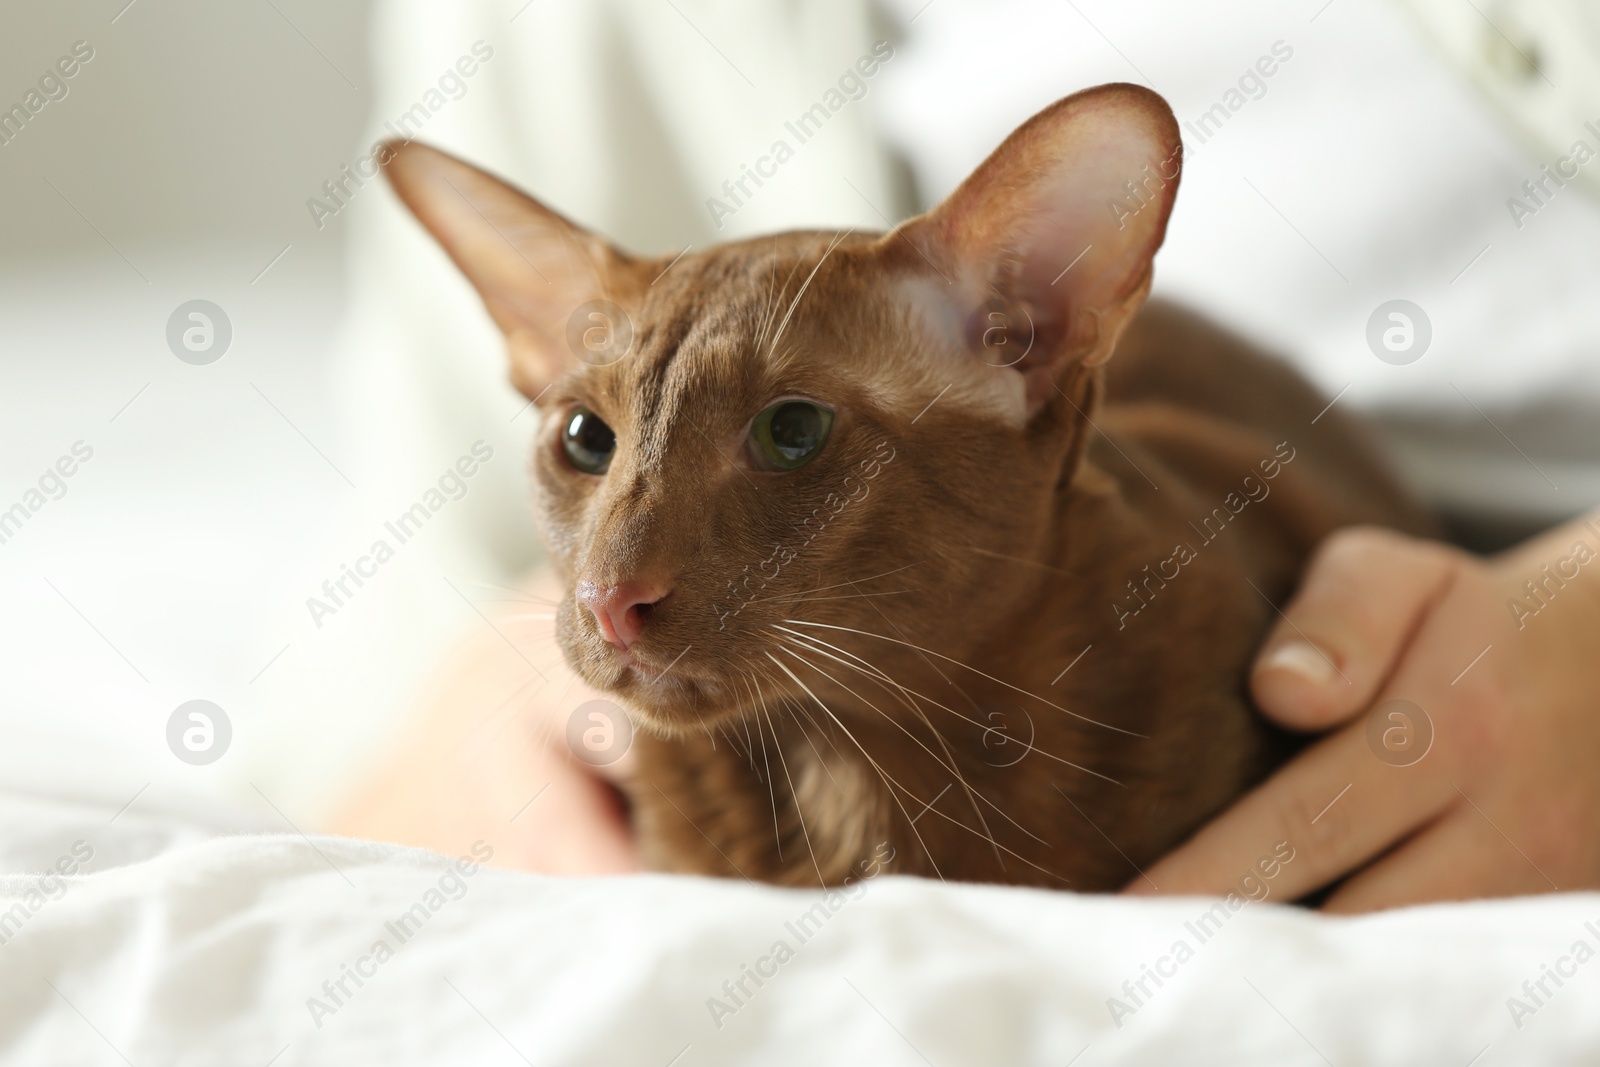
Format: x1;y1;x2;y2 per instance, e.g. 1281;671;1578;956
874;0;1600;524
3;792;1598;1064
1400;0;1600;198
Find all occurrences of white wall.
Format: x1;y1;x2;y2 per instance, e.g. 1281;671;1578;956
0;0;372;259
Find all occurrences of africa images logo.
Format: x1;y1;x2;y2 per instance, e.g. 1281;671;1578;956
704;41;895;230
304;442;494;628
0;40;95;149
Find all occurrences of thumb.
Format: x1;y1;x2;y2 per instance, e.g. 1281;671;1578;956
1252;526;1461;730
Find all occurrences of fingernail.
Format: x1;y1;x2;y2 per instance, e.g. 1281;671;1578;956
1259;641;1336;686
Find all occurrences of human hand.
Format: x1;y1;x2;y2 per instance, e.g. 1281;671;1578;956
327;568;640;875
1127;517;1600;912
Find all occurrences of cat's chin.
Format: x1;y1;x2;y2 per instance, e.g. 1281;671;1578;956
571;650;747;736
604;676;744;737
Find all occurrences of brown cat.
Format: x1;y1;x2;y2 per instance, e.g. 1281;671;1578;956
382;83;1431;891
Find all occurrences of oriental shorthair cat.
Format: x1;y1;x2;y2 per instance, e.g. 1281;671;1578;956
383;84;1430;890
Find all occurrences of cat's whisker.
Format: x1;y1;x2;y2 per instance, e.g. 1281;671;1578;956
753;246;778;346
776;644;967;789
717;723;746;760
778;629;1029;861
753;243;797;352
748;661;845;795
772;627;924;716
766;229;849;361
787;695;845;770
471;624;562;653
745;588;918;607
765;651;947;883
767;718;827;889
476;617;568;667
744;664;827;887
777;693;856;796
738;712;759;773
741;669;785;862
453;576;561;607
754;702;793;867
771;629;994;803
777;642;1067;883
774;629;1124;789
732;668;777;793
783;619;1145;738
781;639;1062;850
744;562;923;606
747;678;773;794
843;581;970;704
759;252;776;341
776;639;1047;859
777;627;1110;792
776;640;1010;866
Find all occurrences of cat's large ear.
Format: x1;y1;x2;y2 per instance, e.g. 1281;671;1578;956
382;141;644;399
895;84;1182;420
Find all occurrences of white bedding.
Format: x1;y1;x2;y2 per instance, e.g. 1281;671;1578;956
3;791;1598;1065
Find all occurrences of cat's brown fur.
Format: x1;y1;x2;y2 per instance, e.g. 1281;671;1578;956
384;84;1432;890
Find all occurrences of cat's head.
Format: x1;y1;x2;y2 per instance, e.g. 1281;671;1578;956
385;84;1180;734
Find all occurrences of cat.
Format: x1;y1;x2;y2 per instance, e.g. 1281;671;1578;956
382;83;1432;891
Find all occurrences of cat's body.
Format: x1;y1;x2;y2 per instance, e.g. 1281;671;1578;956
384;84;1431;891
630;296;1429;889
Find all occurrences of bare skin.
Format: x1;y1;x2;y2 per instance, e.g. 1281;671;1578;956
1130;511;1600;912
327;573;637;875
332;511;1600;909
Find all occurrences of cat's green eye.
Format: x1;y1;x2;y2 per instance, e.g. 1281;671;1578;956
749;400;834;471
562;406;616;475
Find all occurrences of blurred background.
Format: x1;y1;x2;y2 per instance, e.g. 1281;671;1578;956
2;0;1597;833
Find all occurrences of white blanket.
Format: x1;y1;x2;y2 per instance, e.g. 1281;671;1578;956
3;793;1597;1065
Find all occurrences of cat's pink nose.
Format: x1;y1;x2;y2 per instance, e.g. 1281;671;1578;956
576;579;670;650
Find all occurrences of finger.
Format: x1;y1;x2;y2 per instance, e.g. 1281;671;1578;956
1323;804;1558;913
1125;716;1457;901
1252;526;1461;731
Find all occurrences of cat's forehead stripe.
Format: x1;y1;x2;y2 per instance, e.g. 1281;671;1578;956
632;309;695;427
612;234;868;461
631;263;767;413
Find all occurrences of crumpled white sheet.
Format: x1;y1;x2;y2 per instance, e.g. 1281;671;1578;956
2;792;1597;1066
